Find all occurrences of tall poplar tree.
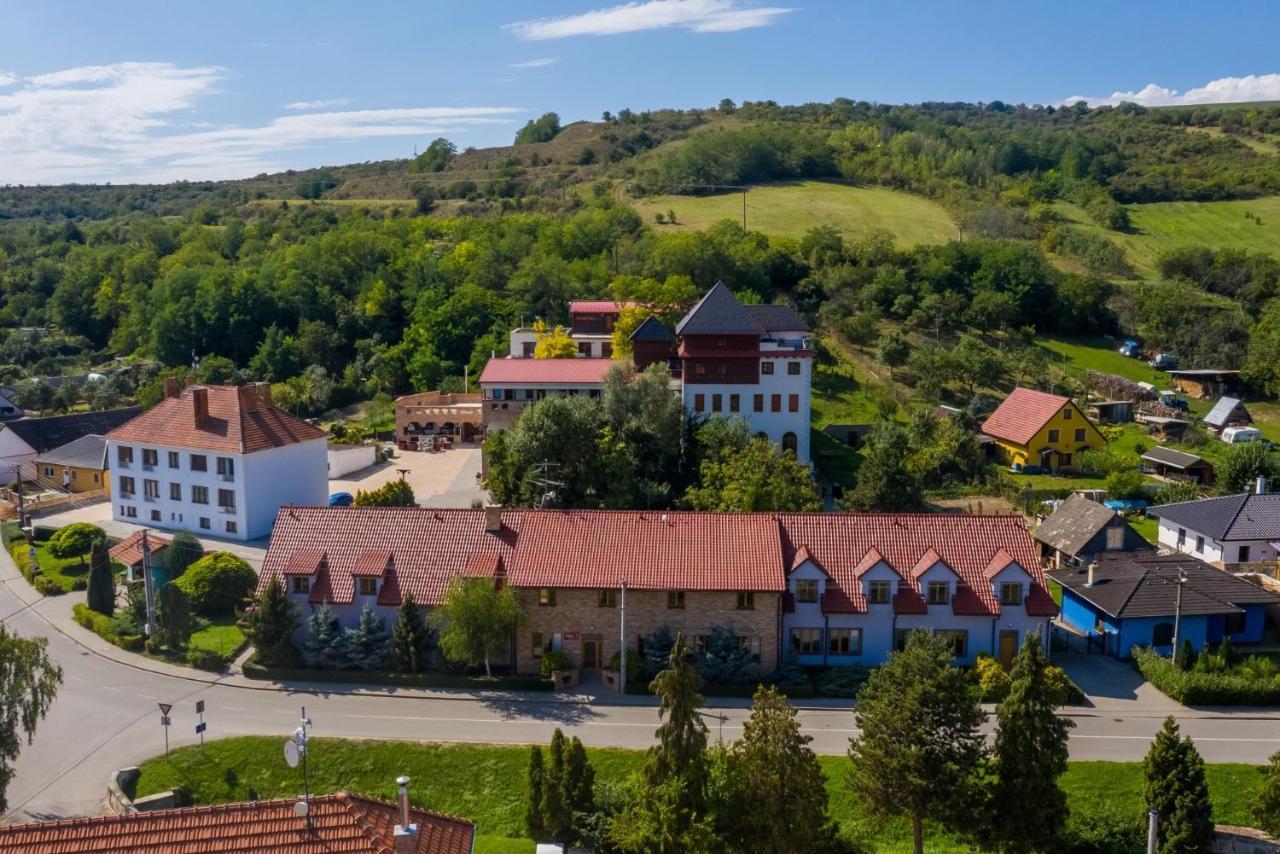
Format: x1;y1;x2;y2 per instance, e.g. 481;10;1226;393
541;728;571;843
524;745;546;839
86;540;114;616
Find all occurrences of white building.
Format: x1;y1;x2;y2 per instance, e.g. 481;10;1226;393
1149;487;1280;569
508;300;635;359
674;283;812;463
104;381;328;541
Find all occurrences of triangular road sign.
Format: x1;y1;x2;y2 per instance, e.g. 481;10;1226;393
158;703;173;716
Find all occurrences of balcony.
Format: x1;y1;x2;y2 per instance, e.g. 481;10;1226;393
218;505;237;514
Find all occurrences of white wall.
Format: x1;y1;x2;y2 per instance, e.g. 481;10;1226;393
243;438;328;539
1156;519;1224;563
0;429;37;479
681;355;811;464
327;445;377;478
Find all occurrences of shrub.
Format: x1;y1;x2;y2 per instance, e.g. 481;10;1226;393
815;665;872;698
1045;665;1085;704
975;654;1012;702
47;522;107;566
174;552;257;615
186;649;228;671
75;602;145;652
70;577;88;591
1133;646;1280;705
540;650;572;679
608;649;644;684
33;576;64;596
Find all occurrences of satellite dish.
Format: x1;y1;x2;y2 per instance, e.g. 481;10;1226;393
284;740;300;768
294;799;309;817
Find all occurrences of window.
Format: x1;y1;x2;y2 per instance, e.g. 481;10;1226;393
150;510;161;522
1047;429;1060;443
577;341;591;357
598;589;617;608
729;394;740;413
217;457;235;478
1059;453;1072;467
1225;612;1246;635
694;393;705;412
142;448;158;468
117;446;133;466
737;636;761;663
753;394;764;412
602;342;612;358
667;591;686;609
1106;526;1126;550
218;488;235;510
1240;546;1252;563
927;582;950;605
771;394;782;412
198;517;210;530
829;628;862;655
787;361;801;375
538;588;557;606
118;476;136;496
782;431;798;454
935;629;968;657
70;470;77;481
736;591;755;610
1063;407;1072;420
1177;528;1187;548
531;632;544;655
788;394;799;413
191;485;209;504
1000;583;1023;606
1074;428;1086;442
522;342;535;357
168;451;179;468
790;628;822;655
143;479;159;500
123;504;137;518
190;454;207;472
867;580;891;604
170;483;182;501
1195;535;1205;553
712;393;723;412
226;521;237;534
894;628;912;652
358;577;377;596
291;576;310;594
761;361;774;375
1152;622;1174;646
795;579;818;603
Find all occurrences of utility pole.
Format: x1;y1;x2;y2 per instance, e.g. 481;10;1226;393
531;461;564;509
12;465;28;544
1170;567;1188;660
618;579;627;695
141;530;158;638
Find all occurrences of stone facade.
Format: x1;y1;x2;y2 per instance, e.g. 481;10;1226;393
514;587;781;677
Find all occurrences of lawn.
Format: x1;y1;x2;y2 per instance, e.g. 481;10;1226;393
8;539;117;592
1128;513;1159;545
1052;196;1280;278
135;737;1265;854
186;614;248;658
1037;334;1171;386
630;181;959;247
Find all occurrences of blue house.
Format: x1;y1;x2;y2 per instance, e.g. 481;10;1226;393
1051;552;1279;658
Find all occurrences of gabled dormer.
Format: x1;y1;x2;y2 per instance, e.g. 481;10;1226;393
787;545;829;607
910;548;961;607
282;548;326;596
352;549;393;598
983;548;1033;610
852;547;902;606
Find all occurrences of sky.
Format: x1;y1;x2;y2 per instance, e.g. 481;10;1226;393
1;0;1278;185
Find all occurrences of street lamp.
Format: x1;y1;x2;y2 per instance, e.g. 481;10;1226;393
1170;567;1188;660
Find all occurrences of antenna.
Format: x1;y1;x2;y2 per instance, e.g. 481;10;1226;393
284;706;314;831
530;460;564;509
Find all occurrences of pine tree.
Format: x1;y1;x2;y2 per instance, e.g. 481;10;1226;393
86;540;114;616
389;594;432;673
848;629;986;854
303;603;347;668
541;728;571;843
246;577;298;666
1144;716;1214;854
562;735;595;813
156;582;192;649
725;684;841;853
697;624;752;684
986;635;1074;852
524;745;546;839
1252;749;1280;836
343;603;390;670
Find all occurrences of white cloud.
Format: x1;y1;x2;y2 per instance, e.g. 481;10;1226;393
1064;73;1280;107
284;98;349;110
506;0;795;40
0;62;520;184
509;57;557;69
0;71;17;87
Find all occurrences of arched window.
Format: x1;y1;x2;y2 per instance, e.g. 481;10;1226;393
1152;622;1174;647
782;432;798;454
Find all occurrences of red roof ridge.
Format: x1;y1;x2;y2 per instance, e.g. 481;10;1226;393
982;548;1018;579
851;547;887;577
909;548;946;579
981;386;1074;446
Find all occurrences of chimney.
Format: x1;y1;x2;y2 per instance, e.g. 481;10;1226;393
191;387;209;428
163;376;180;399
393;775;417;853
1258;476;1268;496
238;384;260;413
484;505;503;533
1086;561;1098;588
256;381;272;409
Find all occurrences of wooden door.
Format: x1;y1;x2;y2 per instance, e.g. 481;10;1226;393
582;637;602;669
998;631;1019;669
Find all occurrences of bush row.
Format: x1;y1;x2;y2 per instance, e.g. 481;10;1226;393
72;603;144;652
242;656;554;692
1132;646;1280;705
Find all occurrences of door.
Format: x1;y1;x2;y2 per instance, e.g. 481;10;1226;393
998;631;1019;669
582;636;602;669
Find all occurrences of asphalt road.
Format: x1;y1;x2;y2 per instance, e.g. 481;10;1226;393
4;564;1280;824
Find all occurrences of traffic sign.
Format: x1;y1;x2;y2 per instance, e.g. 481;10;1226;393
158;703;172;716
195;722;206;734
160;716;171;727
195;700;205;714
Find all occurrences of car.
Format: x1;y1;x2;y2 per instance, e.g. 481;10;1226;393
1149;353;1179;370
1119;340;1142;358
328;492;354;507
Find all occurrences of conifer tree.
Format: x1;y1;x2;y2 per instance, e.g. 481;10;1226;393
541;728;571;843
303;603;347;668
524;745;546;839
1143;716;1213;854
86;540;114;616
246;577;298;666
343;603;390;670
1252;749;1280;836
390;594;432;673
848;630;985;854
563;735;595;813
985;635;1074;852
156;582;192;648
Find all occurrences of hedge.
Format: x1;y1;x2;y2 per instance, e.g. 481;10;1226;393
241;657;554;692
72;603;145;651
1132;646;1280;705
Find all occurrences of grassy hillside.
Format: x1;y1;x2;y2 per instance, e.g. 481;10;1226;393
630;181;959;246
1054;197;1280;276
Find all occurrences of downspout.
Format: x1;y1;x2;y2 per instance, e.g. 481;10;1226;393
823;613;829;666
990;616;997;659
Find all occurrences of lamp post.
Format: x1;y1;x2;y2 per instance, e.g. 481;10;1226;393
618;580;627;694
1170;567;1188;660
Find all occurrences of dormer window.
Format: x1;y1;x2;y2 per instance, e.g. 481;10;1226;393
867;580;891;604
795;579;818;603
358;577;377;596
290;576;310;594
1000;583;1023;606
927;582;950;605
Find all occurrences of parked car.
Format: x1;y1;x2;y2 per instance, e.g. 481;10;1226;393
328;492;354;507
1221;426;1265;445
1149;353;1179;370
1119;340;1142;358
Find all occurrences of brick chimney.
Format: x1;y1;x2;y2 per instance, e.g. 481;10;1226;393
237;384;260;413
191;387;209;428
256;381;273;408
484;505;503;533
163;376;180;399
393;775;417;853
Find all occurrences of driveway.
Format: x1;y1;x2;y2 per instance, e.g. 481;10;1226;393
329;446;487;508
1056;649;1186;714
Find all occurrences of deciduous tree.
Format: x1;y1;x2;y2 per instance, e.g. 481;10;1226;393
1252;748;1280;836
430;577;522;677
47;522;106;568
1218;439;1276;495
684;420;819;512
847;421;922;512
0;625;62;813
533;320;577;359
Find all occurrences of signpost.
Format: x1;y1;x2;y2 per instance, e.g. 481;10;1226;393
195;699;206;750
158;703;173;756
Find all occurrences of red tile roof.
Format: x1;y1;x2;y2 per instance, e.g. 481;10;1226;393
107;530;172;567
981;387;1071;447
352;550;393;576
284;549;327;575
477;358;615;385
106;385;327;454
0;791;474;854
570;300;636;314
463;553;504;577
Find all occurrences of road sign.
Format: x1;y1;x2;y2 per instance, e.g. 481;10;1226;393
195;700;205;714
195;722;206;734
158;703;172;716
160;716;171;727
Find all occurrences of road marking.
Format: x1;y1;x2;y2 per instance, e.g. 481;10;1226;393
1072;734;1280;742
343;714;504;723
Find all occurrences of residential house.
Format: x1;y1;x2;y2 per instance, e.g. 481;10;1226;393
628;314;679;375
0;789;475;853
1052;552;1279;658
105;381;328;541
1168;369;1241;400
477;358;614;432
1140;446;1215;485
0;387;21;420
508;300;637;358
0;407;141;481
1202;396;1252;436
257;507;1057;673
1150;491;1280;569
981;387;1105;473
1032;494;1150;568
394;391;483;447
108;529;174;583
32;433;110;494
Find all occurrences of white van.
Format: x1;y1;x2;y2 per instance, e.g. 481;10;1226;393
1222;426;1264;445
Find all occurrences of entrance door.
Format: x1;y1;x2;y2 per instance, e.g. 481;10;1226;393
582;636;602;669
998;631;1019;669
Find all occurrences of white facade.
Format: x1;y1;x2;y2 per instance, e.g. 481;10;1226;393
327;443;377;478
1156;518;1277;566
508;328;613;359
107;437;327;541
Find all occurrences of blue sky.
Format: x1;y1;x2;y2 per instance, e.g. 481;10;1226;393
2;0;1278;184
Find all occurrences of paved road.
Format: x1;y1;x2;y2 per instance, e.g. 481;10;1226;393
4;557;1280;824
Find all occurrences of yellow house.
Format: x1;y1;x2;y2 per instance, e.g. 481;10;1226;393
981;387;1105;473
32;433;111;495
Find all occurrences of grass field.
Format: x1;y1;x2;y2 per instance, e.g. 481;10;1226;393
630;181;959;246
1053;197;1280;276
135;737;1265;854
8;540;123;592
